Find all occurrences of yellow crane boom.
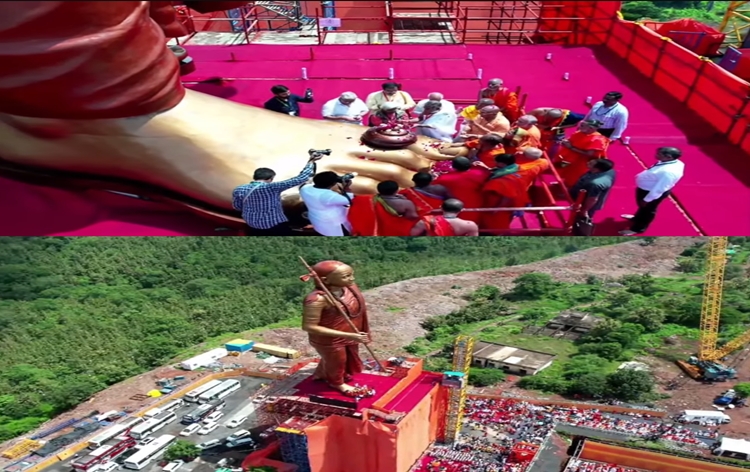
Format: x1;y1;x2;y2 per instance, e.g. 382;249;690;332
698;236;728;361
720;1;750;48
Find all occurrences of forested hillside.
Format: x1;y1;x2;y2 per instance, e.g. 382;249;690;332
0;237;627;440
622;1;728;25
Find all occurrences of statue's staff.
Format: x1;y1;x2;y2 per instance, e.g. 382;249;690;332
299;256;385;373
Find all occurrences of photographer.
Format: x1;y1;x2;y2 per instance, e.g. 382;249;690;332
232;150;325;236
299;170;355;236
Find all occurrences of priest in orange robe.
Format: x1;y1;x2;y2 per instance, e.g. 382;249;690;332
399;171;452;216
504;115;542;155
555;120;610;188
478;154;530;231
441;133;506;168
517;147;551;179
434;157;489;224
348;181;419;236
478;78;521;122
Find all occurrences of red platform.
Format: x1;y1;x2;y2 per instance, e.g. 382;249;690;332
293;372;400;412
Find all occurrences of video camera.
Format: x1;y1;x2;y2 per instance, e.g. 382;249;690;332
308;148;332;157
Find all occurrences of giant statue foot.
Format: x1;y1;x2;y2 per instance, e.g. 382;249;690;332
0;90;457;216
0;1;462;222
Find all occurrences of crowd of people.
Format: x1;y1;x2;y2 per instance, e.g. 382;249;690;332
411;398;719;472
232;79;686;236
563;459;652;472
463;398;716;446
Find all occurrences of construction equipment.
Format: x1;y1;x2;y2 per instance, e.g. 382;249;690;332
720;1;750;48
676;237;750;381
440;335;475;444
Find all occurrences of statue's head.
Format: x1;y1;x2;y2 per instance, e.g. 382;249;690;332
306;260;355;288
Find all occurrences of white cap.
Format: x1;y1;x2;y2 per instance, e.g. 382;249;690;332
380;102;400;111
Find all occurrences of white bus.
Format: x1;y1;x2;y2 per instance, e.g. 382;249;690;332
115;417;144;440
161;399;184;414
128;412;177;440
197;379;241;404
183;380;222;403
72;445;113;470
88;424;129;449
181;401;223;425
122;435;176;470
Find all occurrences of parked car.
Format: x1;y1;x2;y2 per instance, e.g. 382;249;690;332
198;421;219;435
225;416;248;428
96;461;118;472
163;460;184;472
196;439;222;450
179;423;201;437
226;430;251;443
203;411;224;424
252;395;267;404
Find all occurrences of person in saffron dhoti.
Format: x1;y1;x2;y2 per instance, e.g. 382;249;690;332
301;261;372;396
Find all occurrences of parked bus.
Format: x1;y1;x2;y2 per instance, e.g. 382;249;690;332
183;379;222;403
161;399;184;414
122;435;176;470
181;401;224;425
115;417;144;440
128;413;177;440
142;407;161;419
73;439;136;471
197;379;241;404
88;424;129;449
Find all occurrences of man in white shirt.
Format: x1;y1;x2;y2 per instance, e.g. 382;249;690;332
414;100;457;142
413;92;456;115
584;91;629;141
321;92;368;125
620;147;684;235
299;171;354;236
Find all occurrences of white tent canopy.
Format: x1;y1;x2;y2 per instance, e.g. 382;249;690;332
716;437;750;460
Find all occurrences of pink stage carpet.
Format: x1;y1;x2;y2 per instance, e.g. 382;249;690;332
293;372;400;412
4;43;744;235
383;372;441;413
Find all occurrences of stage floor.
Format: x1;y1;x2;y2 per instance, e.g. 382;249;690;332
3;44;741;236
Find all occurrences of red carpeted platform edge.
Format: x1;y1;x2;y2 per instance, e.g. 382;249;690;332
383;372;441;413
294;373;400;412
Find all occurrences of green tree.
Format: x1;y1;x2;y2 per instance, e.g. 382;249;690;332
605;369;654;402
468;367;506;387
734;382;750;399
621;274;657;296
624;307;666;332
578;342;624;361
164;440;200;461
510;273;557;300
562;355;609;380
568;372;608;398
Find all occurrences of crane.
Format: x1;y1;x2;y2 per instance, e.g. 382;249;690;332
439;334;474;444
719;1;750;48
676;237;750;381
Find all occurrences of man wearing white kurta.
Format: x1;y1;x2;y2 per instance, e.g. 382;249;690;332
414;100;458;142
414;92;456;116
321;92;369;125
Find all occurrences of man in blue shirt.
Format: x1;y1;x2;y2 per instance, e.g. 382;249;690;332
263;84;314;116
569;158;616;219
232;153;322;235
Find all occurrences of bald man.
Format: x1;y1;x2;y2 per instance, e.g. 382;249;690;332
414;92;456;115
410;199;479;236
479;78;521;122
460;105;511;139
321;92;369;125
529;107;586;155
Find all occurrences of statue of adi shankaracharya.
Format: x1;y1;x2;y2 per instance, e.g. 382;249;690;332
300;261;373;397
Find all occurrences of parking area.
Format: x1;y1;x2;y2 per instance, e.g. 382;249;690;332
42;378;268;472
